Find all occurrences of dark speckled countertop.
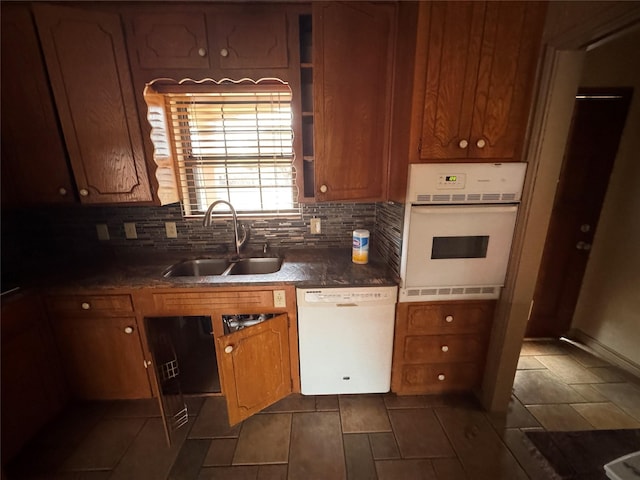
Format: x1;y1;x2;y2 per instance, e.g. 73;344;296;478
24;248;398;293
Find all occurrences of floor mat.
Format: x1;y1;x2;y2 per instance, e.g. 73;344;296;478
525;429;640;479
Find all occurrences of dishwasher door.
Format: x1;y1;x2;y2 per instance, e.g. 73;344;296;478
296;286;397;395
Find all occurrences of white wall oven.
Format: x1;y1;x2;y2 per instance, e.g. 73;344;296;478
400;163;527;302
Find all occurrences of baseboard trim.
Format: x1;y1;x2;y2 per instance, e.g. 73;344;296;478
566;329;640;379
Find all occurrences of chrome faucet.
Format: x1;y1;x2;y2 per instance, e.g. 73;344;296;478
202;200;247;258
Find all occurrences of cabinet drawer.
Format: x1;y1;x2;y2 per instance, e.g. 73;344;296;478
398;363;481;394
405;302;494;335
46;294;134;316
403;334;487;364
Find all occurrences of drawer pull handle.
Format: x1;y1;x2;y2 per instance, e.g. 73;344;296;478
224;345;234;354
445;315;453;323
441;345;449;352
81;302;91;310
437;374;446;381
124;326;134;334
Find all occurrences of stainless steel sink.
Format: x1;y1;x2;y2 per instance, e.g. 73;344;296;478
225;257;283;275
162;258;230;277
163;257;282;277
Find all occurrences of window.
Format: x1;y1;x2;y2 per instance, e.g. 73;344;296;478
145;81;299;216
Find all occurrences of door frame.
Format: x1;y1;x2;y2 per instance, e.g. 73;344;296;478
480;5;640;412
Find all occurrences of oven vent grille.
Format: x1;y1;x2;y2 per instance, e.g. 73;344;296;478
404;286;498;299
414;192;519;203
482;193;501;201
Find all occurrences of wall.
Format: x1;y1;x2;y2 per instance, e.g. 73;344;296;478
570;28;640;367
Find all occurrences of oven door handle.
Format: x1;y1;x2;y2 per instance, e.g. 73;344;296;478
410;205;518;215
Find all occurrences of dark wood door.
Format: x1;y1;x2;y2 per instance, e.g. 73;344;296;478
0;5;75;206
313;1;395;201
216;314;291;425
526;89;632;337
34;4;153;204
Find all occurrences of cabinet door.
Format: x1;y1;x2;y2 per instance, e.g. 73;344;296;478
0;5;74;206
129;12;210;69
418;1;486;160
468;2;546;159
211;11;288;70
216;313;291;425
34;4;153;204
417;1;545;161
52;316;152;399
313;2;395;201
1;292;68;464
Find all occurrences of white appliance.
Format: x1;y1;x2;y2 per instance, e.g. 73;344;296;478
296;286;397;395
400;163;527;302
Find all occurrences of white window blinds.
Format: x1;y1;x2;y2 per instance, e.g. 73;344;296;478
163;84;298;216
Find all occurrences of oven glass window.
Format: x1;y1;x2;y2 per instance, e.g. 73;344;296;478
431;236;489;259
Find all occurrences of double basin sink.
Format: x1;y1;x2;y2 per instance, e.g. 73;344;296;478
163;257;283;277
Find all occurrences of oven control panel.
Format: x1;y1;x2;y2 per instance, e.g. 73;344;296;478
407;163;527;203
437;174;466;188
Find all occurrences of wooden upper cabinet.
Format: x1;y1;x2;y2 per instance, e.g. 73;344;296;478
129;12;210;70
211;11;288;71
0;5;75;206
313;2;396;201
124;6;290;78
416;1;546;161
34;4;153;204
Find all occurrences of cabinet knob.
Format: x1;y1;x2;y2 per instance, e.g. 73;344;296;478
437;374;446;381
224;345;234;354
198;47;207;57
580;224;591;233
576;241;592;251
58;187;68;196
79;188;89;197
445;315;454;323
124;326;134;334
81;302;91;310
476;138;486;148
441;345;449;352
458;139;469;149
220;48;229;57
319;184;328;193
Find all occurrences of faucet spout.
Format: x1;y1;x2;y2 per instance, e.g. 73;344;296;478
202;200;247;257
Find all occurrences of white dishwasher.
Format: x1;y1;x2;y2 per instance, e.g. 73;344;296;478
296;286;398;395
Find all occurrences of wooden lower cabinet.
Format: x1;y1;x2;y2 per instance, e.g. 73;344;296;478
1;291;68;465
45;293;152;400
135;285;298;430
391;300;495;394
216;313;291;425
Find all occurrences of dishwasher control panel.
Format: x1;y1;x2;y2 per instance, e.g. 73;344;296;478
298;286;397;305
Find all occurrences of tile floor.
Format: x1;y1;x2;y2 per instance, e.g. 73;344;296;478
5;339;640;480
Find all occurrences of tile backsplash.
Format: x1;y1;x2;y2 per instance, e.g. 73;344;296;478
2;201;404;276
